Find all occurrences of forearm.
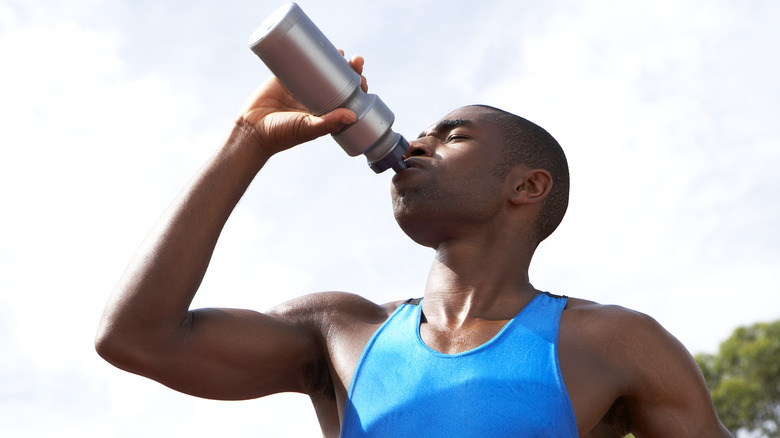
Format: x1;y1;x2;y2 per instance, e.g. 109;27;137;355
96;119;269;362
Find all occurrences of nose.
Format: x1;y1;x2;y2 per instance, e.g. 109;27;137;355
403;138;433;159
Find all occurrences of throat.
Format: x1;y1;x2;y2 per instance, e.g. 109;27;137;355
419;314;513;355
417;287;540;355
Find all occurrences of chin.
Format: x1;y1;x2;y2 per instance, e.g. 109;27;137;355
392;209;439;249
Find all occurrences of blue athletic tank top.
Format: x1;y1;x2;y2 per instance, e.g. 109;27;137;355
340;292;578;437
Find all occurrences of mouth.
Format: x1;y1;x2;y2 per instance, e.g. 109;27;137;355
402;157;428;170
391;157;426;183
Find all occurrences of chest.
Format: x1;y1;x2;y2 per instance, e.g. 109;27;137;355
327;312;520;399
338;303;579;437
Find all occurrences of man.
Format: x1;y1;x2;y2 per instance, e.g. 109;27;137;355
96;55;732;437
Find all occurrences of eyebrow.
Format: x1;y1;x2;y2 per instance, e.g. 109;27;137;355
417;118;473;139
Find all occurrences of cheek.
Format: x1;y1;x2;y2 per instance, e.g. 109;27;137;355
390;161;504;216
445;165;497;198
450;170;507;215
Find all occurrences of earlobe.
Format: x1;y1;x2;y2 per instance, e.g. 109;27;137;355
508;169;552;206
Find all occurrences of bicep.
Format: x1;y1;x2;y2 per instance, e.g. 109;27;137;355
139;307;323;400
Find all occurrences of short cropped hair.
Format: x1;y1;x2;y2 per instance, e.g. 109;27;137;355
474;105;570;244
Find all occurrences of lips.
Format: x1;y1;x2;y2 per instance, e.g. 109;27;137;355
402;157;429;170
392;157;428;183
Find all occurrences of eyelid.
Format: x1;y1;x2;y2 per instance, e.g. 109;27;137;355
445;133;468;142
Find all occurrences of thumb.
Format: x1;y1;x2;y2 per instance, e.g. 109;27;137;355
314;108;357;136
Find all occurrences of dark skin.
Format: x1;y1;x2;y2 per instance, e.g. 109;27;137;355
96;56;732;437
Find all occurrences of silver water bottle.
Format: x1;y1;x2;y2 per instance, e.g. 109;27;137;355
248;2;409;173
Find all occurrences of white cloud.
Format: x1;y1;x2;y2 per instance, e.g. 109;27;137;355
0;2;343;435
0;4;201;362
2;0;779;436
478;0;780;353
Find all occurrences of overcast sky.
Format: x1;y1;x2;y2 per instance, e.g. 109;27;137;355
1;0;778;436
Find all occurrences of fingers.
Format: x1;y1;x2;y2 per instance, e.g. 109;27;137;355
321;108;358;132
348;55;368;92
348;55;364;75
339;50;369;92
290;108;357;147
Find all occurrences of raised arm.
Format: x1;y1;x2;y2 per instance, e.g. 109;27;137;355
95;57;366;400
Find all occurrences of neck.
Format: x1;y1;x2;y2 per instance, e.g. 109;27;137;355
421;237;538;328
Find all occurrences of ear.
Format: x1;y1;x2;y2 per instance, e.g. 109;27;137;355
507;168;553;206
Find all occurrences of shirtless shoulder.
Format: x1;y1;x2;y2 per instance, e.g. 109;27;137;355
268;292;404;391
267;292;404;436
268;292;404;341
558;297;729;437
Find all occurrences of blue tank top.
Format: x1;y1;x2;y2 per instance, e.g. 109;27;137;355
340;292;578;437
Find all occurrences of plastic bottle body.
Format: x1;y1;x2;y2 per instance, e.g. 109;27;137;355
248;2;408;173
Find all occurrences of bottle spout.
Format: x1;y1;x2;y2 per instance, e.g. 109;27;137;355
391;160;409;173
367;135;409;173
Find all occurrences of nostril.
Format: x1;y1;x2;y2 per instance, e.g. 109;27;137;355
404;144;425;159
403;140;431;159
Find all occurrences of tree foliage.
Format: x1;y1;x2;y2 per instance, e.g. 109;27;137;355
695;319;780;437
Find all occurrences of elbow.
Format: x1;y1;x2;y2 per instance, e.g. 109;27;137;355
94;316;146;373
94;320;126;368
94;311;182;378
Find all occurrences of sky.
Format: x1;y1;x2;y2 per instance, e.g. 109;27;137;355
1;0;778;436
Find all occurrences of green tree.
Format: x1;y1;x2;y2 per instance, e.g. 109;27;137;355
695;319;780;437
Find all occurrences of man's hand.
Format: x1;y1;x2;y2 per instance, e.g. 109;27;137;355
237;54;368;157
